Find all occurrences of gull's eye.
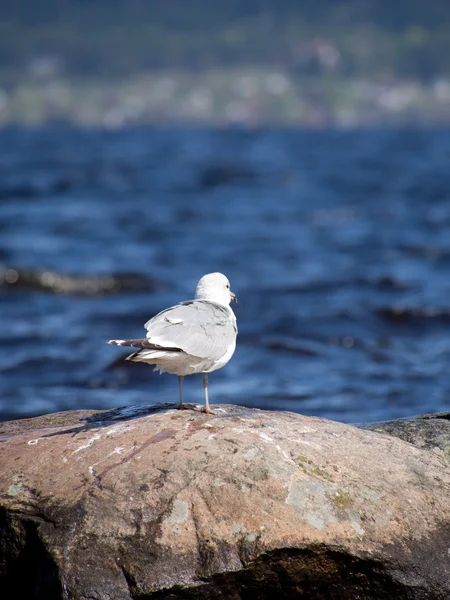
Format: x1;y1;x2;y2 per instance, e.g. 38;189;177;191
226;284;230;289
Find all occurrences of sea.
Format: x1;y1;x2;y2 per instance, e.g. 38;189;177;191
1;125;450;423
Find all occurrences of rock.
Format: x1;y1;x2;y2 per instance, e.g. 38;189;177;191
0;404;449;600
376;306;450;324
361;411;450;463
198;163;258;188
0;266;165;295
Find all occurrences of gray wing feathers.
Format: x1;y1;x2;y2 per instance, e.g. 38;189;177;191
144;301;236;361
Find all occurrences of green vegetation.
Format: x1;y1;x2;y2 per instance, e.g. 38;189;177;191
296;456;334;482
333;489;353;510
0;0;449;80
0;1;449;125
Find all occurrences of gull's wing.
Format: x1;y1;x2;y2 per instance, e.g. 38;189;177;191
143;300;237;361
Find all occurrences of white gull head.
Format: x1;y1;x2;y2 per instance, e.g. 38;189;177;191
195;272;237;307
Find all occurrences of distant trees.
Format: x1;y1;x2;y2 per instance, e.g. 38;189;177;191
0;0;449;80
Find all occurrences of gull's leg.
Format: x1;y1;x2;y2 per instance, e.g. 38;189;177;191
178;375;184;409
203;373;214;414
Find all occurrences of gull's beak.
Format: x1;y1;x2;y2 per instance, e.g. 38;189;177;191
230;291;238;303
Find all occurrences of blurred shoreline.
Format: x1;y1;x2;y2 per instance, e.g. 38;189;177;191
2;69;450;128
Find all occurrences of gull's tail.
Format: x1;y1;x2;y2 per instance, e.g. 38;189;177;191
107;338;150;348
107;338;181;362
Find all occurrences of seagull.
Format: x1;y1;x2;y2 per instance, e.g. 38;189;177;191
107;272;238;413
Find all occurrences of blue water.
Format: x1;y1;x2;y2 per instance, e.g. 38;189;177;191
1;126;450;423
